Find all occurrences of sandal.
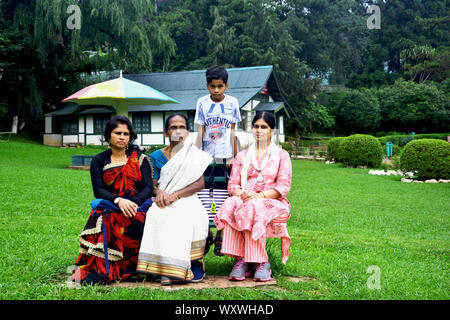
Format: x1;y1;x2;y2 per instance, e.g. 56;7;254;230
160;276;185;286
214;230;224;256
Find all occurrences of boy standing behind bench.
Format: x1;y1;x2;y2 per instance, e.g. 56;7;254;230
194;65;241;168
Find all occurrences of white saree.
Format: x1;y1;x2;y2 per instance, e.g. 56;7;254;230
137;143;212;281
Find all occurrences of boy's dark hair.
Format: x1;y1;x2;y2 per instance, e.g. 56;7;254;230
206;65;228;84
252;111;276;129
104;115;138;146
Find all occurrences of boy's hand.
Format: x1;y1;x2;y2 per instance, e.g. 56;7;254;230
226;158;234;168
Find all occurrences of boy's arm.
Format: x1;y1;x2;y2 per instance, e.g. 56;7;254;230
231;97;241;157
226;123;237;168
230;123;238;157
194;99;205;149
195;124;205;149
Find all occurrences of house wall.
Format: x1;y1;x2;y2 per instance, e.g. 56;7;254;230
84;115;107;146
279;115;284;135
86;135;103;145
43;102;285;147
142;134;164;145
43;134;61;146
151;112;164;132
86;115;94;134
62;135;78;144
45;116;52;134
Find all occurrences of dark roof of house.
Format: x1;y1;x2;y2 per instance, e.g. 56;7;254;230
125;65;293;117
45;104;113;116
46;104;79;116
48;66;294;117
254;101;285;113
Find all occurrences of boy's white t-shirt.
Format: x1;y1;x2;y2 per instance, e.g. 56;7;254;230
194;94;241;159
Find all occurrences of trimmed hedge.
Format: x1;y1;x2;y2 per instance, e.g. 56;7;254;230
378;133;449;147
340;134;383;168
327;137;345;161
400;139;450;180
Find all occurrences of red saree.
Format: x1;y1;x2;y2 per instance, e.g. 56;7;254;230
72;151;149;284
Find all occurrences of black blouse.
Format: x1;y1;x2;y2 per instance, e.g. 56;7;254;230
89;147;153;206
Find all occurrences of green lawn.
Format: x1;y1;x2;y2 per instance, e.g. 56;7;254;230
0;139;448;300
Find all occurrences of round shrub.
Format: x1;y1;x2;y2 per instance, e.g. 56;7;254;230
400;139;450;180
327;137;345;161
339;134;384;168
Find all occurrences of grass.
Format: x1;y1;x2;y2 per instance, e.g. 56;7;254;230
0;138;449;300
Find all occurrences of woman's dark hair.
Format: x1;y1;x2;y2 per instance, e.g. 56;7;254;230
104;115;137;146
164;113;189;131
252;111;276;129
206;65;228;84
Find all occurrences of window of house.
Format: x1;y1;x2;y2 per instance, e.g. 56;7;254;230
133;113;151;133
94;115;109;134
238;110;247;130
61;116;78;134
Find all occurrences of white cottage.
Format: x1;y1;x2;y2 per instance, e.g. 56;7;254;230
43;65;294;147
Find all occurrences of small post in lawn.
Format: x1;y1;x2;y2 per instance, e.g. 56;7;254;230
386;142;393;159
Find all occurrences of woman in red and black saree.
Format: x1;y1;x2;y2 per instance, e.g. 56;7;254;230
72;116;153;285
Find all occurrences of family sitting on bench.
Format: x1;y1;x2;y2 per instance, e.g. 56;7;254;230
71;66;292;286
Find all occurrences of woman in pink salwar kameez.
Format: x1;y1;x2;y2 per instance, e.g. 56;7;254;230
214;112;292;282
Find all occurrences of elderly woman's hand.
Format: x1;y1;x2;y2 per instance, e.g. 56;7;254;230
155;189;172;208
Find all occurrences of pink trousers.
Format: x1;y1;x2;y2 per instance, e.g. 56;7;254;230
220;224;269;263
215;196;291;264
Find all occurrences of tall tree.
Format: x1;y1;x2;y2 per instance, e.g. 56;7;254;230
348;0;450;88
0;0;176;136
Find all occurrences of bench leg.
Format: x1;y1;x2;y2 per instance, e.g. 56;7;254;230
213;229;224;256
204;228;214;256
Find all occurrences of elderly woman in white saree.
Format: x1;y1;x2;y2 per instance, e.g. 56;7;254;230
136;113;212;285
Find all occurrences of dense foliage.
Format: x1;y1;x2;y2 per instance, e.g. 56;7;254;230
378;133;450;147
376;79;449;133
400;139;450;180
326;137;345;161
0;0;449;138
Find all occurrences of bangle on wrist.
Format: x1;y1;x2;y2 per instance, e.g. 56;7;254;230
174;192;180;200
261;191;266;198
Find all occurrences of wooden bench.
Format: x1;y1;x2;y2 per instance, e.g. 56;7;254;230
198;163;288;258
69;155;95;170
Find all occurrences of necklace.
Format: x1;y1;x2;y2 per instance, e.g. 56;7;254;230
253;148;269;182
111;151;127;164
